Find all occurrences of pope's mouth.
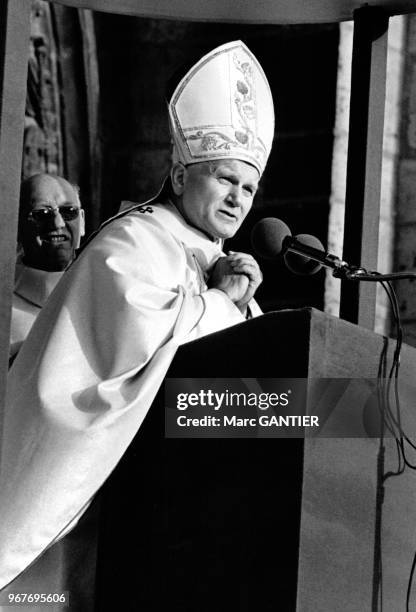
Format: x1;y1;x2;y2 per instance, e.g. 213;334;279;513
217;210;238;221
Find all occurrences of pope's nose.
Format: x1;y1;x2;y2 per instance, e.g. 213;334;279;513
226;185;242;207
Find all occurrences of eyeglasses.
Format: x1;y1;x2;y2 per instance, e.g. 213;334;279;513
27;206;80;224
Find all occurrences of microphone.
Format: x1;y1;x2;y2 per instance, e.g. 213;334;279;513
284;234;325;275
251;217;349;276
251;217;416;283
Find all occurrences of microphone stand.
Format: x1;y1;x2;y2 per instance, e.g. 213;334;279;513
334;267;416;282
282;237;416;281
281;233;413;607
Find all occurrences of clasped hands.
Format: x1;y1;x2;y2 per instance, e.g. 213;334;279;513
208;251;263;314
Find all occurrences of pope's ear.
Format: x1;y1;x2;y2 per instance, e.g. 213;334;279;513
170;162;187;196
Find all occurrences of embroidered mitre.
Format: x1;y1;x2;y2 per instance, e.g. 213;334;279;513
168;40;275;176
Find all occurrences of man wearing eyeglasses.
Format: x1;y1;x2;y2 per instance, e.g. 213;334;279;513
10;173;85;361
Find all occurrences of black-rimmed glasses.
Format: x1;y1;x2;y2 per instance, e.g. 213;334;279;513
27;206;80;224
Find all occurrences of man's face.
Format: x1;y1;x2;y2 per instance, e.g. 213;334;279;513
178;159;259;240
19;175;84;272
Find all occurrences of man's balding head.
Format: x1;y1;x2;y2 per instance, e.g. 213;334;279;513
19;174;85;271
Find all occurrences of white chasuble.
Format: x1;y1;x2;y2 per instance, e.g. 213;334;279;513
0;201;257;590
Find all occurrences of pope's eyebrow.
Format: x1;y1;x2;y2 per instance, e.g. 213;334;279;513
218;169;239;182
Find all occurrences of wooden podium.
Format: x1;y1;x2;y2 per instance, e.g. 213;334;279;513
95;308;416;611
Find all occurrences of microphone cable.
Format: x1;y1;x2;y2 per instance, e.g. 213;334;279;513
373;278;416;612
372;279;405;612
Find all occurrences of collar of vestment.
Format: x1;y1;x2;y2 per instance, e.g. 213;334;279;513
14;262;64;308
120;199;224;273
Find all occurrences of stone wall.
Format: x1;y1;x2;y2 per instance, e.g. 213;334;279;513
23;0;64;179
394;15;416;347
325;17;406;336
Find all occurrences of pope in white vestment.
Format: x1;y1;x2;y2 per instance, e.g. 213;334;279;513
0;40;275;594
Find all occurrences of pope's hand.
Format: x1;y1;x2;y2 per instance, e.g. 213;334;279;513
208;251;263;314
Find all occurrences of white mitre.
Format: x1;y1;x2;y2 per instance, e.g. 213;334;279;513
168;40;275;176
